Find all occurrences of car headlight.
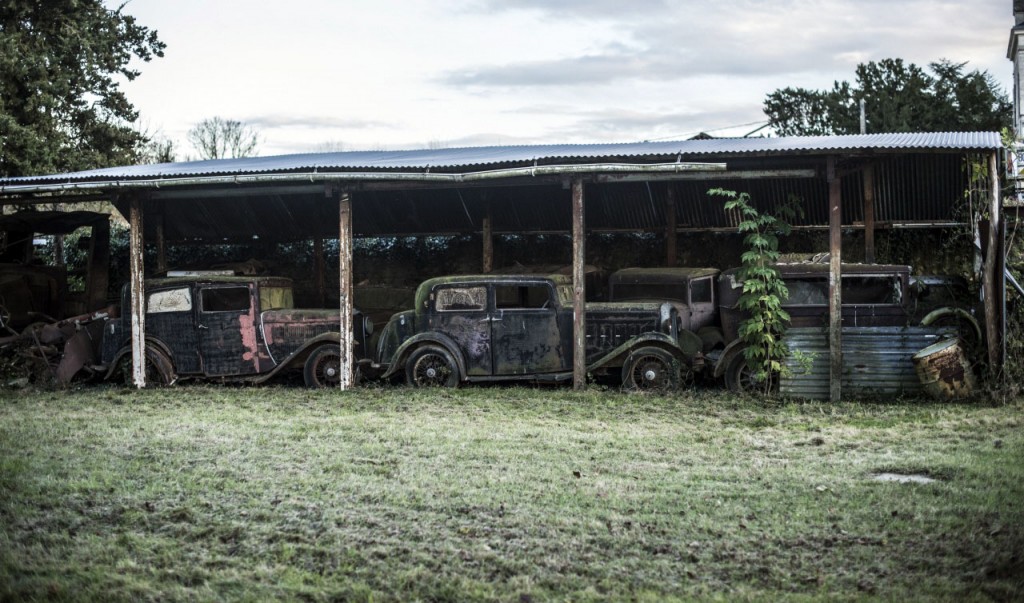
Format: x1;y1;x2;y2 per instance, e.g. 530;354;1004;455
363;316;374;336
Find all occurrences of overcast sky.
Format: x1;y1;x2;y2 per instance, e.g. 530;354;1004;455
115;0;1015;157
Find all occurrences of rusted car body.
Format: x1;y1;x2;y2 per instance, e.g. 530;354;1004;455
94;274;371;387
372;274;702;390
713;262;981;392
607;267;722;351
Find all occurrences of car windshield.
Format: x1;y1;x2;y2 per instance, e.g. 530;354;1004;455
612;283;688;303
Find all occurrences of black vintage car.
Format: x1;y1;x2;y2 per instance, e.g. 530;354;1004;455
371;274;703;390
98;274;372;387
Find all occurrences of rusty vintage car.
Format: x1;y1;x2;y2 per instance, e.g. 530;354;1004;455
371;273;703;390
95;273;373;387
713;262;982;392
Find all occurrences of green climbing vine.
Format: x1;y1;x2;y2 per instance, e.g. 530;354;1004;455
710;188;800;392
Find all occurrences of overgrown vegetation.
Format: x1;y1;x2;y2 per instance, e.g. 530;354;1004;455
0;386;1021;601
710;188;799;392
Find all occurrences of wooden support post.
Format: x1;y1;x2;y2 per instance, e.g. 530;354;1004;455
338;192;354;390
155;211;167;275
314;237;326;308
128;196;146;388
482;209;493;273
827;158;843;402
863;165;875;264
666;185;677;266
571;178;587;390
85;217;110;310
983;152;1002;373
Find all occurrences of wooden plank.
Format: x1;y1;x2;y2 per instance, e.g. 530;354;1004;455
85;217;110;311
338;192;354;389
984;152;1002;373
314;237;326;308
155;209;167;275
128;195;146;388
863;165;875;263
666;185;677;266
482;210;493;273
571;178;586;390
828;158;842;402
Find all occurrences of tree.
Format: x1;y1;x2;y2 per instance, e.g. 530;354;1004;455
764;59;1012;136
0;1;165;177
186;117;260;160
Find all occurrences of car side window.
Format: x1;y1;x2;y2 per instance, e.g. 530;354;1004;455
201;286;251;313
690;278;712;304
435;286;487;312
495;285;551;309
147;287;192;313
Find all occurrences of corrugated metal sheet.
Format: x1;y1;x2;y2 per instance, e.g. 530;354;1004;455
780;326;957;399
0;132;1001;185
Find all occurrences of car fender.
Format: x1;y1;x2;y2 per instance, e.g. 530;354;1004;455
379;332;467;380
250;332;344;384
714;338;749;379
920;307;982;344
103;337;175;380
587;332;685;373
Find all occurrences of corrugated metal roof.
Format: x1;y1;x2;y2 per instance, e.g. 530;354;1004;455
0;132;1001;185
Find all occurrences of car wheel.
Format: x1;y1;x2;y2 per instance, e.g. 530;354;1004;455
117;345;175;387
724;349;776;394
405;345;459;387
621;347;680;391
303;344;346;388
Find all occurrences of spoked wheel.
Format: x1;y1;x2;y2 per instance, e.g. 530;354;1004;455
621;347;681;392
303;344;346;388
724;350;777;395
116;345;175;387
405;345;459;388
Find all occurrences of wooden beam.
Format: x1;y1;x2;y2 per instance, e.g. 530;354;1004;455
338;192;355;390
314;237;326;308
828;158;842;402
128;195;146;388
983;152;1002;374
571;178;586;390
482;210;493;273
863;165;875;264
85;217;110;310
666;185;677;266
155;211;167;275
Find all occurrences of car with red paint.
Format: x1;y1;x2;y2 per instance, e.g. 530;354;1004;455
97;273;372;386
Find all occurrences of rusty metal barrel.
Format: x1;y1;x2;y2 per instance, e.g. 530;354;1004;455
912;338;976;400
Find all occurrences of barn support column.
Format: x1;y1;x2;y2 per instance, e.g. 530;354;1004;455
666;185;677;266
863;165;875;264
314;237;326;307
571;178;587;390
85;217;110;310
482;207;493;273
983;152;1003;374
337;191;355;390
128;195;147;388
827;158;843;402
155;209;167;275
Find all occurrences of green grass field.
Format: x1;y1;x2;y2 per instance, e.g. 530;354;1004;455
1;384;1022;602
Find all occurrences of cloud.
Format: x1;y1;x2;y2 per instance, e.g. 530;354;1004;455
245;114;394;130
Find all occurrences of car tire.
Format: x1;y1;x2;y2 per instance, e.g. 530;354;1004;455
116;344;175;387
405;345;459;388
303;344;346;388
723;348;776;394
621;346;681;392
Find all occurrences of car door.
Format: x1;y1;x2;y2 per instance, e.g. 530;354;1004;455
688;276;717;331
145;286;201;374
490;282;566;375
427;283;492;376
197;283;260;376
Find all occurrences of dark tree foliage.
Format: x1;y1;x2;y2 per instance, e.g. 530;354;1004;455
764;59;1012;136
0;1;165;177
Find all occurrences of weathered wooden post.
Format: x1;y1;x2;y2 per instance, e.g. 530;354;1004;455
863;165;875;264
128;194;147;388
314;237;326;308
984;151;1002;373
482;207;493;273
338;191;354;390
666;185;677;266
828;158;842;402
571;178;586;390
85;216;110;311
155;207;167;275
